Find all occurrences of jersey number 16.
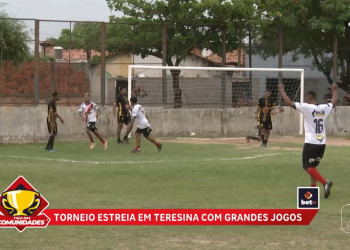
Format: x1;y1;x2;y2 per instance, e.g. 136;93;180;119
313;119;324;133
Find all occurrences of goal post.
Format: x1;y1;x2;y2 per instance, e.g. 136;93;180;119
128;65;304;135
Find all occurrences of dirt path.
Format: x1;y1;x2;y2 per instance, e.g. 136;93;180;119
164;136;350;147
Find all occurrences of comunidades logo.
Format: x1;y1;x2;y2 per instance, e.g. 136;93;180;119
0;176;50;232
297;187;319;209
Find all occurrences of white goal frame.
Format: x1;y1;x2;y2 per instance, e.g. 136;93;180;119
128;65;305;135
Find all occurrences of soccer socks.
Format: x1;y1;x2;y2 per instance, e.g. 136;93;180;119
306;167;326;186
99;138;106;144
47;135;55;149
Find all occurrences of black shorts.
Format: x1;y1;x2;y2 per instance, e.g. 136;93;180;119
136;127;152;138
47;118;57;135
302;143;326;169
87;122;98;132
118;115;131;125
259;116;272;130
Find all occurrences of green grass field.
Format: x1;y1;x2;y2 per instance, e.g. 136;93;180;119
0;137;349;249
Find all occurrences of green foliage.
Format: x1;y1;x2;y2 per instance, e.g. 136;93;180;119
106;0;204;66
255;0;350;88
105;0;258;65
25;54;55;62
51;22;102;61
0;3;31;61
202;0;258;56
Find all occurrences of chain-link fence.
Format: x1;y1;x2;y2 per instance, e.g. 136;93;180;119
1;18;349;106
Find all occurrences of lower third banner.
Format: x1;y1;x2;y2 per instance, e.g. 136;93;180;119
44;209;318;226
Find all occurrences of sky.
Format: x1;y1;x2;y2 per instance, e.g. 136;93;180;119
3;0;118;40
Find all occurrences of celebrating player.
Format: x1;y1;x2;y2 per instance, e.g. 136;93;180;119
125;96;162;153
278;82;337;198
78;93;108;150
113;87;131;143
45;92;64;152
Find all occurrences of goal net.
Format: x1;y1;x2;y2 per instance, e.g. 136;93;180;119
127;65;304;109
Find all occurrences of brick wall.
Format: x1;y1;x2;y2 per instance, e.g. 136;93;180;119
0;61;90;104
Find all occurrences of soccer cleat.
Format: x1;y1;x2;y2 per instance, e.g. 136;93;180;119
324;180;333;198
104;141;108;150
89;142;96;150
245;136;250;143
44;146;50;151
131;148;141;153
157;143;163;152
49;149;56;152
123;137;129;143
118;139;123;144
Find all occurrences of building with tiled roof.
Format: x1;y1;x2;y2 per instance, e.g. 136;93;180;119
190;48;245;67
39;41;101;62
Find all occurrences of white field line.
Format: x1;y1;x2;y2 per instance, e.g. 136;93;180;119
174;137;245;141
0;152;298;165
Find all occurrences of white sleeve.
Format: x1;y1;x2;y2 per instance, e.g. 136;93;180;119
294;102;307;114
131;106;138;117
324;103;333;117
78;103;83;113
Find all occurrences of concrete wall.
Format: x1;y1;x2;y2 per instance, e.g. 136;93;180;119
0;105;349;143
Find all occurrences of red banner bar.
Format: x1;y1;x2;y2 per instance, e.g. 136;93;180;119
45;209;318;226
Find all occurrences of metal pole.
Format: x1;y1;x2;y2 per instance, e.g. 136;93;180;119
34;20;39;105
278;28;283;105
221;29;226;107
69;22;72;64
333;34;338;83
278;28;283;79
162;23;167;105
100;22;106;106
248;29;252;82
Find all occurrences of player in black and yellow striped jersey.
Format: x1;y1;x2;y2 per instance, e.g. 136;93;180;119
256;89;276;147
113;87;131;143
45;92;64;152
246;107;284;143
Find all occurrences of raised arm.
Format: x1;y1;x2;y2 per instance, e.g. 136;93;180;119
278;83;294;107
331;83;338;107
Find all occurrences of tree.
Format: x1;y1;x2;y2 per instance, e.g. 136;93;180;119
0;2;30;61
106;0;207;107
106;0;257;107
254;0;350;91
51;22;101;60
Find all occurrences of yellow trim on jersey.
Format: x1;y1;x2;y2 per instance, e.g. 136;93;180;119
48;107;54;122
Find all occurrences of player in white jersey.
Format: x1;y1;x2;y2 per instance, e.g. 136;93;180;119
78;93;108;150
125;96;162;153
278;82;338;198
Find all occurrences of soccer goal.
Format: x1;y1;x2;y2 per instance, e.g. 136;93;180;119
128;65;304;135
